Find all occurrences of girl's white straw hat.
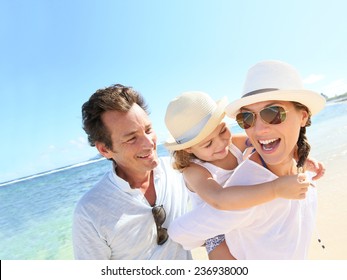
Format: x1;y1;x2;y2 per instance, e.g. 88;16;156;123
165;91;228;151
225;60;326;118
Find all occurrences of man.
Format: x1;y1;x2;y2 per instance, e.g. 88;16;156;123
72;84;191;259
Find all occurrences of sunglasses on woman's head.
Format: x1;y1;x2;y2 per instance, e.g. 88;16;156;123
236;105;288;129
152;205;168;245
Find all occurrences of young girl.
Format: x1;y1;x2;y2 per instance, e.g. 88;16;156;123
164;90;324;259
167;60;326;259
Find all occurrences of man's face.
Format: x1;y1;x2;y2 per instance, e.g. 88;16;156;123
97;104;159;179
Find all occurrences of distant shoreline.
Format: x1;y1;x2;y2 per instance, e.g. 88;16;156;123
0;157;106;187
326;92;347;103
331;97;347;102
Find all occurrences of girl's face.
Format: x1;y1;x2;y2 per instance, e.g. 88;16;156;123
185;122;231;163
240;101;309;171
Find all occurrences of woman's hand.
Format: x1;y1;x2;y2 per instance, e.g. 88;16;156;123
305;157;326;180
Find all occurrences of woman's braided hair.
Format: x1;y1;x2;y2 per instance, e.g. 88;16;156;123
293;102;312;172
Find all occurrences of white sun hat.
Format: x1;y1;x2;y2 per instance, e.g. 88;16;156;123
165;91;228;151
225;60;326;118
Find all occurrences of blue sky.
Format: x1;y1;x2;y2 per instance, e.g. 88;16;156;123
1;0;347;182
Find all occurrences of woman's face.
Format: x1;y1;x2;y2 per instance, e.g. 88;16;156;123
240;100;309;170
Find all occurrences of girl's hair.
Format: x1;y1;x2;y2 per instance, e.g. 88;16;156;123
171;150;198;172
292;102;312;172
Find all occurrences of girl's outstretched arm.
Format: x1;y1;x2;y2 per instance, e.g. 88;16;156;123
184;163;310;210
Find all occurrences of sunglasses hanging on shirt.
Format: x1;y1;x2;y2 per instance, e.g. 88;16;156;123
152;205;168;245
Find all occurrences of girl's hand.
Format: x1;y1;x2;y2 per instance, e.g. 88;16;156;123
273;173;310;200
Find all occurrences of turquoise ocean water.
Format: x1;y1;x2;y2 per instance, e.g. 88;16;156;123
1;101;347;260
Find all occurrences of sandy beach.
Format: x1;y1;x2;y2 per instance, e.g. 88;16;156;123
307;149;347;259
190;102;347;260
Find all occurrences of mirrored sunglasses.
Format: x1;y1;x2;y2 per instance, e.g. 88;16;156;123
236;105;288;129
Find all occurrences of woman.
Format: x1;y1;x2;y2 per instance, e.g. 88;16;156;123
167;60;326;259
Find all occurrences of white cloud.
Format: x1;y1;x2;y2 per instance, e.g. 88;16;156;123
303;74;324;84
302;74;347;98
69;136;89;149
39;136;93;166
322;79;347;97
